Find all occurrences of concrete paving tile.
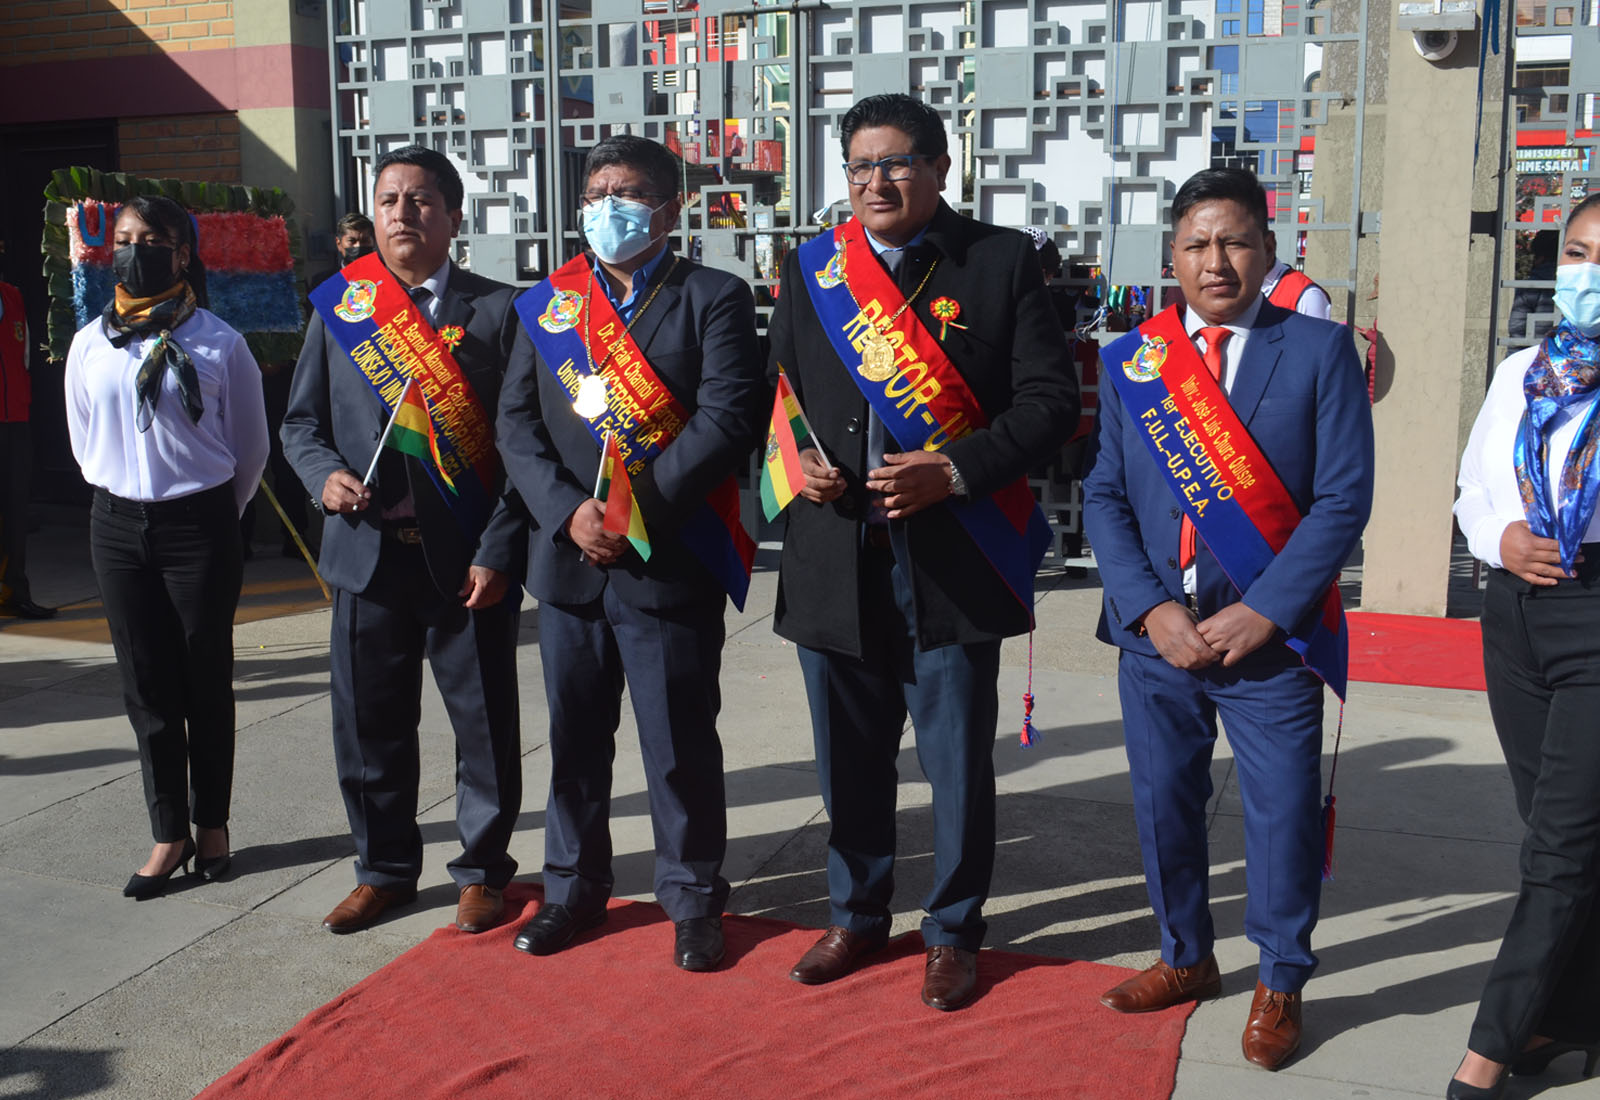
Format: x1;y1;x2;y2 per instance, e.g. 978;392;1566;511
0;691;141;827
0;910;413;1100
1176;824;1521;1098
1206;681;1523;845
1171;1059;1436;1099
0;869;237;1049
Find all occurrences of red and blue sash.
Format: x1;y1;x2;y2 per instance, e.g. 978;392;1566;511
514;255;756;610
798;220;1052;620
310;252;498;537
1102;305;1349;699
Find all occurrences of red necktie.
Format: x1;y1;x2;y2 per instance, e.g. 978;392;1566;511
1178;326;1231;569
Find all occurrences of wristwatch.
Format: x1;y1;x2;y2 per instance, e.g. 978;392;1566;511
947;460;969;499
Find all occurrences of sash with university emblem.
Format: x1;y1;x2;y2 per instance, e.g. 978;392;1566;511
1101;304;1349;699
513;255;757;611
797;219;1052;621
310;252;499;537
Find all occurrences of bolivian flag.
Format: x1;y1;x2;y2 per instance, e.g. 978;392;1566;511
386;378;456;493
598;432;650;560
760;368;815;521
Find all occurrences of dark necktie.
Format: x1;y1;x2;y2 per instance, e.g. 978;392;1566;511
866;248;905;485
1178;326;1231;569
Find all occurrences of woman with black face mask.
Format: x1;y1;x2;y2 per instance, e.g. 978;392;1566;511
63;195;270;900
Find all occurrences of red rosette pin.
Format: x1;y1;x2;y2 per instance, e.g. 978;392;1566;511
439;324;465;353
930;296;966;340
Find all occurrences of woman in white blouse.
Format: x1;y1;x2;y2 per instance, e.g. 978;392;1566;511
64;196;269;900
1449;193;1600;1098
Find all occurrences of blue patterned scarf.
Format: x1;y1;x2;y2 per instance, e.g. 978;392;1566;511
1514;319;1600;573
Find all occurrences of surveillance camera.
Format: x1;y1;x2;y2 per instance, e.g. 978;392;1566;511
1412;29;1458;61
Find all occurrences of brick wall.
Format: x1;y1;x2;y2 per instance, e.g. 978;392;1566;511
0;0;234;66
117;112;242;183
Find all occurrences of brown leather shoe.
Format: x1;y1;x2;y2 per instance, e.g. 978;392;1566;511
789;925;887;985
921;946;978;1011
1241;981;1302;1070
322;883;417;934
455;884;505;933
1100;955;1222;1013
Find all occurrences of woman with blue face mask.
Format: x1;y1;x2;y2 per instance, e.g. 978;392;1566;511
1449;193;1600;1098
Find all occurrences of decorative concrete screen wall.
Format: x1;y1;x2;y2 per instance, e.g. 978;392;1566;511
328;0;1372;556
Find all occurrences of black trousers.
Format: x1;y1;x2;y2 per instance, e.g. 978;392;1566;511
328;542;521;890
90;483;243;842
0;421;33;603
1470;558;1600;1061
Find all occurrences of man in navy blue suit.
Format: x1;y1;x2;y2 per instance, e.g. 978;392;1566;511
283;146;526;938
1083;168;1374;1070
496;135;765;972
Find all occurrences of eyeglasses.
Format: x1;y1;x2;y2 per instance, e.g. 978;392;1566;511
842;155;930;186
581;189;669;208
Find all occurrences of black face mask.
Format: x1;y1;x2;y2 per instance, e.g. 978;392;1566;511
340;244;374;266
113;243;179;297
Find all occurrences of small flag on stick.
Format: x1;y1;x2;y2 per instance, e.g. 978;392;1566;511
760;366;827;521
598;431;650;560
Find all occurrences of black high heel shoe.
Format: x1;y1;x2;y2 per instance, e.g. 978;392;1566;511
1511;1038;1600;1078
194;826;231;883
122;837;196;900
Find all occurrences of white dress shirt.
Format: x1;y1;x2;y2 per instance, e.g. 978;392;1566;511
1455;345;1600;568
64;307;270;516
1181;296;1263;594
1262;260;1333;321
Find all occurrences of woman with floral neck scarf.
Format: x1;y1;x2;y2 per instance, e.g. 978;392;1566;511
1450;193;1600;1098
64;195;269;900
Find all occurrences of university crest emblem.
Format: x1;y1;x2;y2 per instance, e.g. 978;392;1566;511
815;245;845;289
539;289;583;334
333;279;380;323
1123;336;1167;382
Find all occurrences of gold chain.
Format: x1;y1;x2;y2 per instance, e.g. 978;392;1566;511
584;254;680;375
843;250;939;326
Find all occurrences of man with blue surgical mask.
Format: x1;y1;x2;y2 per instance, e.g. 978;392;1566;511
497;134;766;972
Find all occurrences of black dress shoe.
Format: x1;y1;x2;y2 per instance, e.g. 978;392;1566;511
194;826;231;882
123;837;195;900
513;903;606;956
674;916;725;972
3;599;56;620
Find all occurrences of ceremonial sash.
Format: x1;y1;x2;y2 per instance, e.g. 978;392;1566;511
1102;305;1349;699
1267;269;1317;311
310;253;499;537
797;220;1052;620
514;255;756;610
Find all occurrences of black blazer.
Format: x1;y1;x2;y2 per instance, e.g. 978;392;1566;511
281;262;527;598
766;202;1080;655
497;251;765;611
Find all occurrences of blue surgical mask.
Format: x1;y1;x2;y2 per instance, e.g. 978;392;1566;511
582;195;663;264
1555;261;1600;338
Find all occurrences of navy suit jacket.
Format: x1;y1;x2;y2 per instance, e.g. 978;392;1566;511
1082;302;1374;656
281;263;527;598
496;251;765;611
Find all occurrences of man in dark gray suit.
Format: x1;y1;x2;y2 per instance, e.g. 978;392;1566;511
283;146;525;936
497;135;764;971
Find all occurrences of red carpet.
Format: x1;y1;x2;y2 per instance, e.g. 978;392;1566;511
200;886;1193;1100
1347;611;1484;691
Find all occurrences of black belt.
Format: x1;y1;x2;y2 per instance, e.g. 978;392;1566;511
1184;592;1200;613
384;522;423;545
95;482;233;519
